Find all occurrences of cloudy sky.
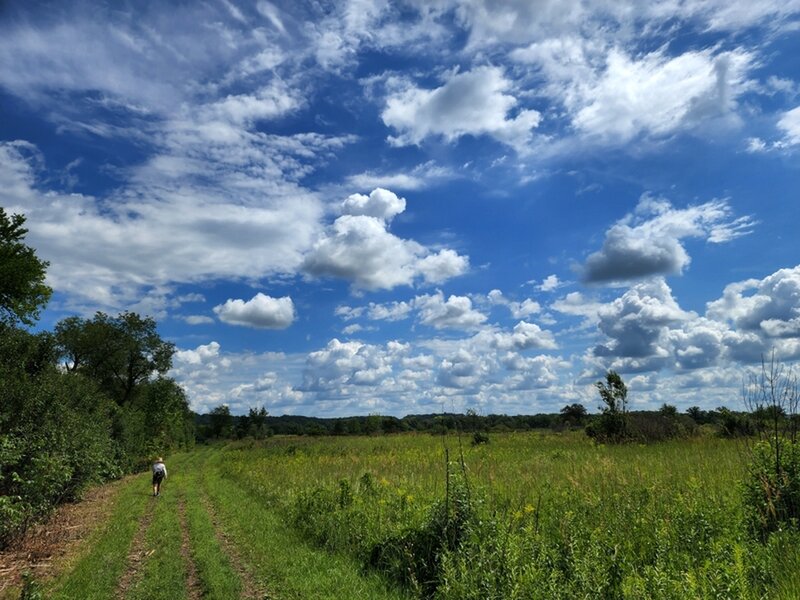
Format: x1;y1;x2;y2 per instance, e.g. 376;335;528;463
2;0;800;416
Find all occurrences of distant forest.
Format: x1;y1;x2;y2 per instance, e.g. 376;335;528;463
194;405;755;442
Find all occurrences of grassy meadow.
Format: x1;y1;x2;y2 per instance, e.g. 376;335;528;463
13;430;800;599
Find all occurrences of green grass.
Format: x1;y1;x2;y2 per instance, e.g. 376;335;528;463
126;477;188;600
40;432;800;599
176;452;243;599
197;445;413;600
49;473;150;600
208;432;798;599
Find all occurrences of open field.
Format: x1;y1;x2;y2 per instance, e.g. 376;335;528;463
3;431;800;599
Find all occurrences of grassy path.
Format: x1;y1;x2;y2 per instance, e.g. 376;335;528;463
30;448;409;599
0;475;132;599
177;497;204;600
50;474;151;600
124;484;188;600
195;447;412;600
178;453;249;599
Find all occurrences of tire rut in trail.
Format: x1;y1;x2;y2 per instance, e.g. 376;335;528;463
178;497;203;600
0;476;130;594
198;488;267;600
114;495;157;598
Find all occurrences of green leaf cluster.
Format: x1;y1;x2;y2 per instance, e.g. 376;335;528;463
0;208;193;546
0;208;51;327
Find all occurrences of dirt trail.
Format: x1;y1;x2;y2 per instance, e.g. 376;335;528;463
113;495;156;598
199;490;267;600
0;477;128;595
177;497;203;600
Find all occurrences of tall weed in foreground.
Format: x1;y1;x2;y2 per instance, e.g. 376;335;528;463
741;354;800;539
743;440;800;537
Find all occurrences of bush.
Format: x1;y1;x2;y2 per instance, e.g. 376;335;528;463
0;367;119;545
743;440;800;539
471;432;490;446
627;412;697;443
718;408;755;438
369;470;474;596
741;354;800;540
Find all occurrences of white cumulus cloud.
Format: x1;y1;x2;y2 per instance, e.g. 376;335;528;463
382;66;541;152
303;188;468;290
777;106;800;147
342;187;406;221
415;292;488;330
214;293;296;329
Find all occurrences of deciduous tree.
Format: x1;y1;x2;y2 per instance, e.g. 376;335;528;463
0;208;51;327
55;311;175;404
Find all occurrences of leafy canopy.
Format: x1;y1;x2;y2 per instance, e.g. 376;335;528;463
0;208;51;326
55;311;175;404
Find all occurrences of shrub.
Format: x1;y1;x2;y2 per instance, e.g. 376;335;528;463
743;440;800;538
741;354;800;540
0;367;119;545
718;408;755;438
369;470;474;596
471;432;490;446
626;412;697;443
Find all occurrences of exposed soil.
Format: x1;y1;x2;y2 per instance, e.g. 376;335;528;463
0;478;127;596
177;497;203;600
113;494;156;598
199;489;268;600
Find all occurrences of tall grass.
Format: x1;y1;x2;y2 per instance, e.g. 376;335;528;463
213;431;798;598
196;446;413;600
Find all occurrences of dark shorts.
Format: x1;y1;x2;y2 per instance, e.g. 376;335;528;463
153;471;164;485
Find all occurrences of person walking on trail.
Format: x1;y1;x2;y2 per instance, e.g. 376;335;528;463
152;457;167;497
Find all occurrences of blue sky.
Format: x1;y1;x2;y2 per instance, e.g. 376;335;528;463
2;0;800;416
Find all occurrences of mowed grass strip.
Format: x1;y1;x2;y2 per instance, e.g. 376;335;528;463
125;476;188;600
49;473;151;600
179;461;244;599
197;448;412;600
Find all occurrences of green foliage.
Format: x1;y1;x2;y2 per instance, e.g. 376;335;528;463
596;370;628;413
208;404;233;439
741;355;800;540
471;431;490;446
743;440;800;539
55;311;176;405
587;371;629;442
210;432;795;598
370;471;474;596
0;210;190;548
560;403;587;427
625;411;697;443
0;208;51;327
19;572;44;600
659;403;678;418
0;328;120;544
718;407;755;438
236;406;271;439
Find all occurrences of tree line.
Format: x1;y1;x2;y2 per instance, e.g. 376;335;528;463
0;208;193;546
194;402;758;441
